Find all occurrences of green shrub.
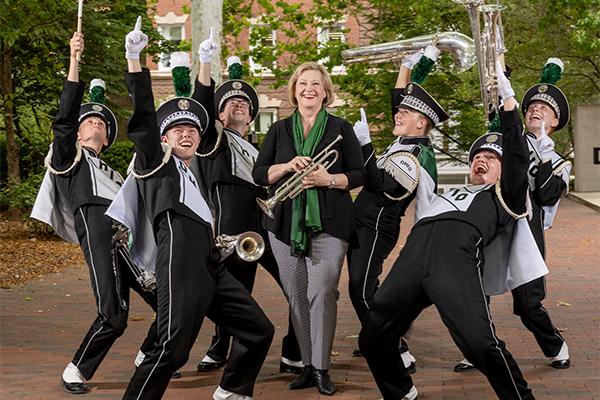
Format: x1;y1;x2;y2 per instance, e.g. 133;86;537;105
0;171;45;210
101;140;134;177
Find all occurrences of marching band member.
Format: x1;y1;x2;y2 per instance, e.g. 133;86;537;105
191;32;302;375
455;57;572;373
119;17;273;400
252;62;365;396
347;47;445;372
30;31;158;395
359;64;543;400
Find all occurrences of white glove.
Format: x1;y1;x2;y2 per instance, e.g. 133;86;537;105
496;60;514;100
401;48;423;69
423;45;441;62
198;27;218;64
125;16;148;60
353;108;371;146
536;124;555;160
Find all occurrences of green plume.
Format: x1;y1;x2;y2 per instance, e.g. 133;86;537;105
89;86;105;104
410;56;435;84
228;63;243;80
172;66;191;97
540;62;562;85
488;111;501;133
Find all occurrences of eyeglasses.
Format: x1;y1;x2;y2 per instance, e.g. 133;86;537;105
226;99;251;109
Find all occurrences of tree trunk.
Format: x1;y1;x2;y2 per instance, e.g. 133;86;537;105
191;0;223;85
1;42;20;187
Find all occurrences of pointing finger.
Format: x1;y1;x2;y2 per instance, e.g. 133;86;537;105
134;16;142;31
360;107;367;123
208;27;214;42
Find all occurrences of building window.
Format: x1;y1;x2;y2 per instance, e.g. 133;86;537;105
317;22;346;74
249;25;276;75
251;109;277;145
157;24;185;71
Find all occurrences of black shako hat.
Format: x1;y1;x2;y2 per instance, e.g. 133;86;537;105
397;82;449;127
468;132;503;164
156;97;209;136
79;102;118;152
214;79;260;124
521;83;570;131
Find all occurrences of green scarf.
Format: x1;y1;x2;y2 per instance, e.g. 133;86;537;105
290;108;328;256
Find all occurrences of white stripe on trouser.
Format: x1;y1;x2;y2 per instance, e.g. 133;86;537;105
361;207;384;311
136;212;174;400
269;232;347;370
474;237;523;400
75;208;105;366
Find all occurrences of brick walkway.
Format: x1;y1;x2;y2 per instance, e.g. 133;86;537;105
1;198;599;400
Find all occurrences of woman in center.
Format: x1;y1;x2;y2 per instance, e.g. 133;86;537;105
253;62;365;396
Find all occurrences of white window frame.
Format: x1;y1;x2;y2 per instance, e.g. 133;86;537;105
252;108;278;135
317;20;346;75
249;21;277;76
157;23;186;71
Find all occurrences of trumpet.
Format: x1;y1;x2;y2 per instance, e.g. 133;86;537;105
216;231;265;262
257;135;343;219
341;31;477;73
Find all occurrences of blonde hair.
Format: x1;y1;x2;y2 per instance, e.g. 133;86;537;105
287;62;335;108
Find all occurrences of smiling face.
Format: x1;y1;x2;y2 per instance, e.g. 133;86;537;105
392;108;430;137
77;116;108;152
469;150;502;185
161;123;201;164
219;97;252;128
525;101;559;137
294;69;327;111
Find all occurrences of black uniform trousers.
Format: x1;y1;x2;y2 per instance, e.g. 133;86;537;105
72;204;158;380
207;183;300;363
359;221;534;400
123;211;274;400
207;244;301;363
511;206;565;357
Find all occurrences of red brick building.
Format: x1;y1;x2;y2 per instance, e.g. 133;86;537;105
147;0;363;137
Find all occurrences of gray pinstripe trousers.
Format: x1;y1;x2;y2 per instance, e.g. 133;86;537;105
269;232;348;370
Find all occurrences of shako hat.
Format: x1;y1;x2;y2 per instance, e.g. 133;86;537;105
214;56;259;123
397;82;449;127
79;79;118;152
468;132;503;164
521;58;569;131
156;97;209;136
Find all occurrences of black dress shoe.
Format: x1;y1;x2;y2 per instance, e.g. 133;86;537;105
280;361;303;375
352;348;363;357
454;360;475;372
62;379;88;394
171;370;182;379
406;361;416;375
288;365;315;390
197;359;226;372
551;359;571;369
313;369;336;396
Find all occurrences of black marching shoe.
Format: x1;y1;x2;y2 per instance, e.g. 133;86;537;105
313;369;336;396
197;357;227;372
406;361;417;375
454;359;475;372
280;361;303;375
551;359;571;369
62;379;88;395
171;370;182;379
352;347;363;357
289;365;315;390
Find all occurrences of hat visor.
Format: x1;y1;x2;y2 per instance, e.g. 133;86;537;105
162;119;203;136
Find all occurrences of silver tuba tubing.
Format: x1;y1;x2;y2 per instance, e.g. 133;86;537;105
257;135;343;219
341;31;477;73
216;231;265;262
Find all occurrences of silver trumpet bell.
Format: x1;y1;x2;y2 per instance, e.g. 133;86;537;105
216;231;265;262
257;135;343;219
341;31;477;73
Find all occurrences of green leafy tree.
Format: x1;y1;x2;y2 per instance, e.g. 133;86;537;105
0;0;166;214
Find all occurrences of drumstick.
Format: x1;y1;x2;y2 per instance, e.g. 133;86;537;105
76;0;83;62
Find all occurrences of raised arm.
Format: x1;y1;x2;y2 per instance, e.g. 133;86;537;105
124;16;163;172
51;32;86;170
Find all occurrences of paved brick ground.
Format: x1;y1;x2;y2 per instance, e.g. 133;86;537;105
1;198;599;400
